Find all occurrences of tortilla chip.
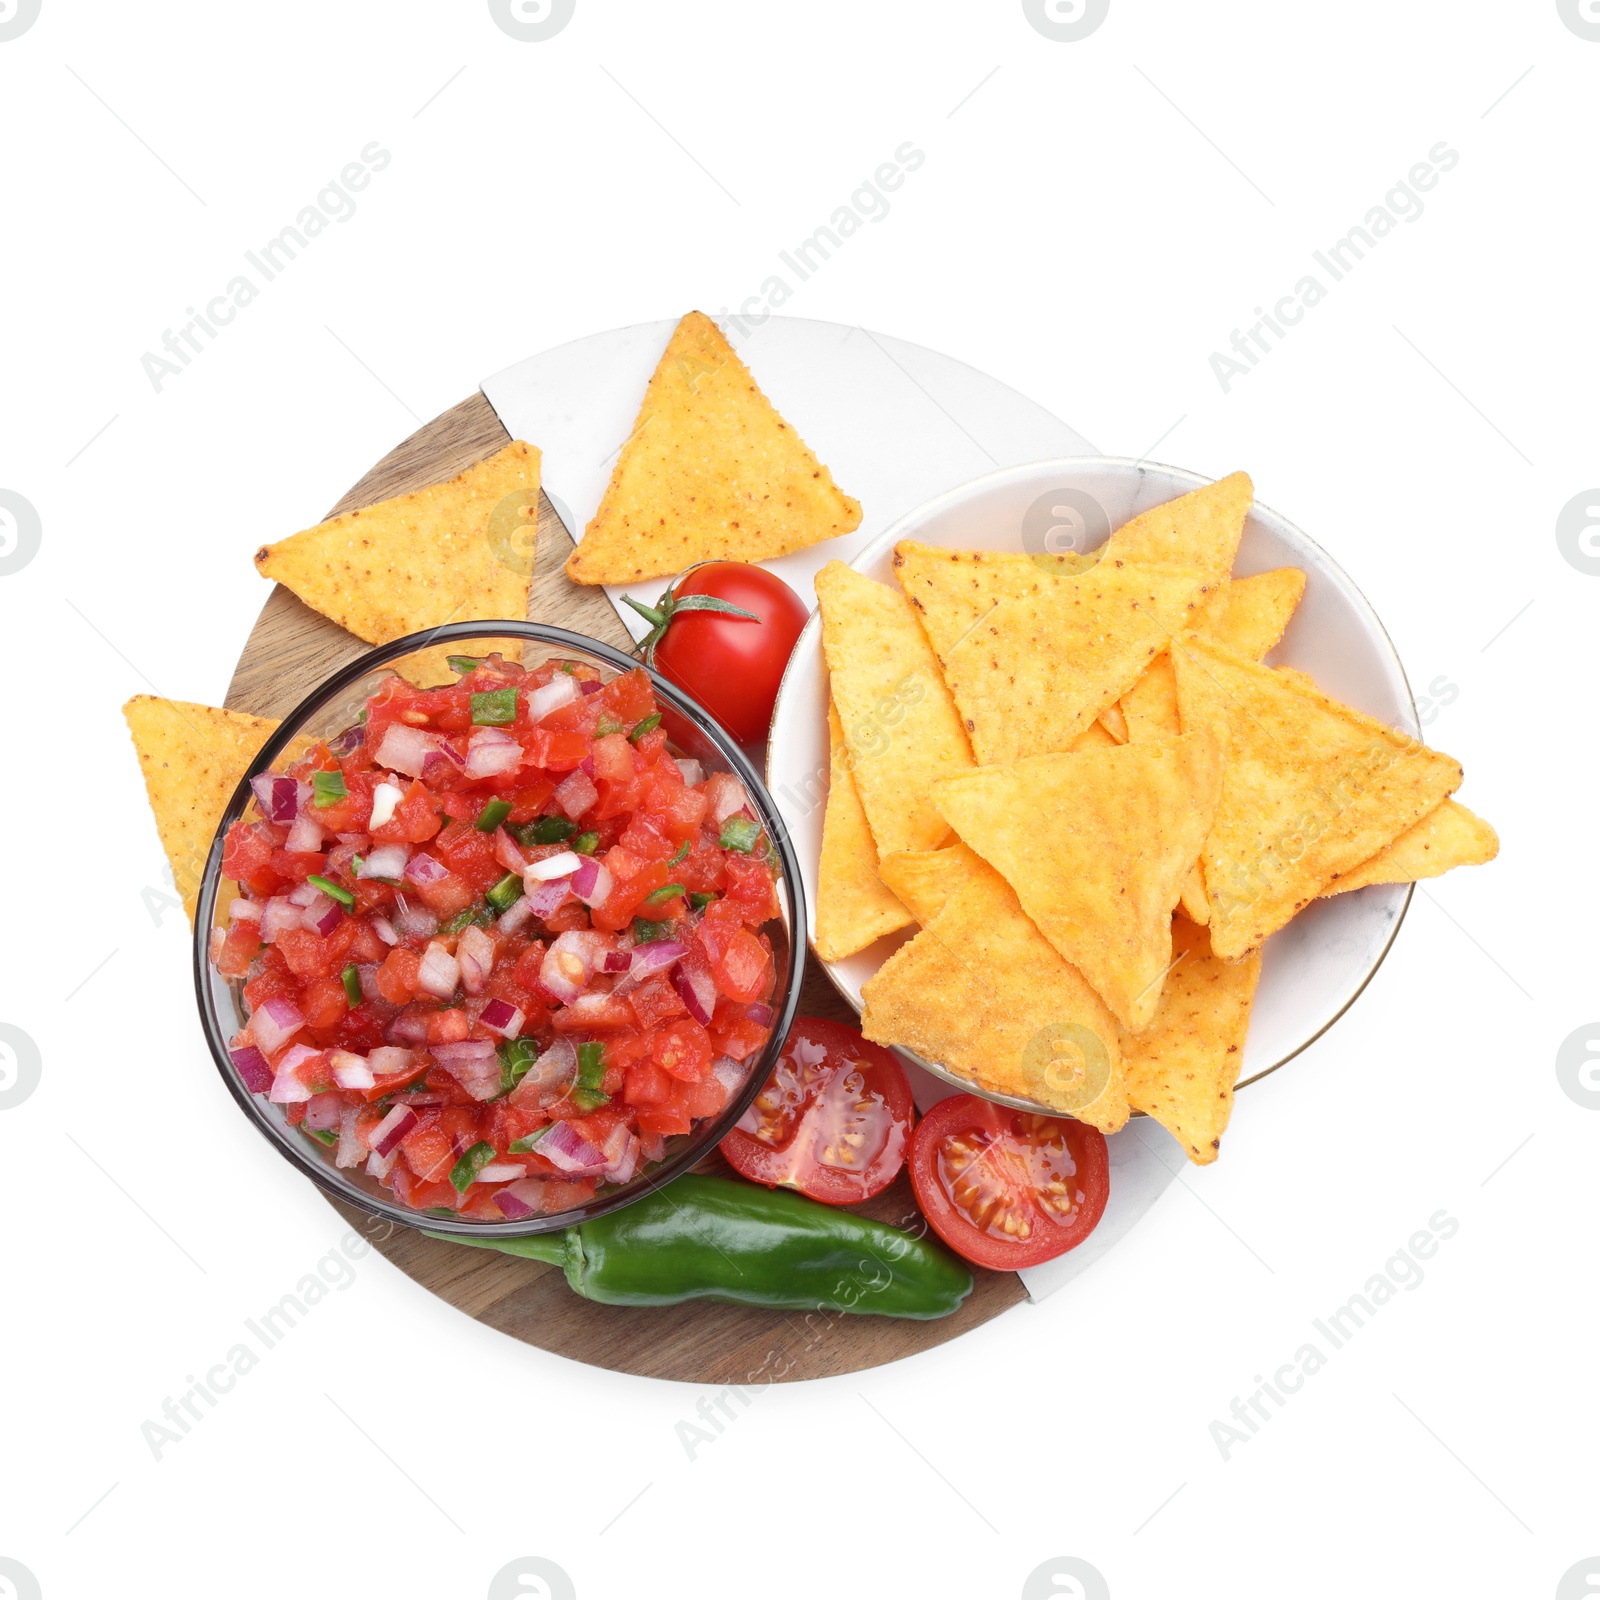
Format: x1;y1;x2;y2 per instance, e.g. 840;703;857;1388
566;312;860;583
124;696;279;924
1102;471;1253;584
1171;635;1463;958
1322;799;1498;896
815;703;913;959
928;562;1213;765
1070;720;1121;753
1121;916;1260;1164
877;843;988;926
861;867;1129;1133
1098;702;1129;743
254;442;538;652
933;733;1222;1031
1211;567;1306;659
815;561;973;857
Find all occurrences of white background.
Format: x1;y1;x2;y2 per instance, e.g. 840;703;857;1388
0;3;1592;1598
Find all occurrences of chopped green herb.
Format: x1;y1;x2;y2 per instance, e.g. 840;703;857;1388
559;662;578;675
351;854;365;877
470;687;518;726
594;713;624;737
486;872;524;913
422;1206;456;1218
449;1140;498;1193
474;798;513;833
572;1041;610;1110
516;815;577;846
306;1127;338;1147
509;1124;555;1154
572;831;600;855
689;891;716;910
628;713;663;744
644;883;685;908
719;816;762;853
667;839;690;866
498;1038;539;1097
447;654;485;674
632;916;673;944
307;874;355;907
440;903;492;936
341;964;362;1007
311;769;347;808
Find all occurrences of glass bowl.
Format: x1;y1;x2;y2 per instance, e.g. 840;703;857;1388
193;620;806;1237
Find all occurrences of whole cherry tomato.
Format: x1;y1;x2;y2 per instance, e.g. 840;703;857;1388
626;562;807;744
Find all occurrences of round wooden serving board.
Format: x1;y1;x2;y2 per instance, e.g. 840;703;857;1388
224;393;1027;1384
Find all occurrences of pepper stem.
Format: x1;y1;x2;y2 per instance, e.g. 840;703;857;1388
425;1228;572;1268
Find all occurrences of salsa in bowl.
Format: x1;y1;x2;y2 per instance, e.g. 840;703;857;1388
194;622;804;1236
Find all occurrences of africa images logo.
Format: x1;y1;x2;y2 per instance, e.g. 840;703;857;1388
489;0;575;42
0;0;41;42
1022;0;1109;43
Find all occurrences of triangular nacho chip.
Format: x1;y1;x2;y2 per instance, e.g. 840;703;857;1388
124;696;279;924
877;842;988;926
1121;916;1260;1165
1101;471;1253;586
1209;567;1306;659
892;541;1098;653
1171;635;1463;958
932;734;1222;1031
254;441;539;649
567;311;861;583
816;561;973;857
815;703;913;960
1321;799;1498;896
924;562;1213;765
861;866;1129;1133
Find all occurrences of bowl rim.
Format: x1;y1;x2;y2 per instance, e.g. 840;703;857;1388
767;454;1418;1112
194;618;807;1237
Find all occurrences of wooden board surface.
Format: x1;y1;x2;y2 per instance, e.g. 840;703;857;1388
224;390;1026;1382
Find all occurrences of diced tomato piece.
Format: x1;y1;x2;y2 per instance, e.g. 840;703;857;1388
432;820;503;892
525;728;590;771
300;974;349;1033
711;1000;770;1063
540;1177;598;1210
375;947;421;1003
336;1002;391;1052
269;850;327;884
543;902;591;934
628;973;689;1032
723;853;780;925
598;667;655;725
412;869;475;918
221;822;281;891
636;1104;693;1138
215;918;262;979
390;1167;456;1211
371;780;441;845
401;1122;454;1183
505;777;557;823
623;1060;673;1107
276;927;337;981
652;1018;713;1082
682;1076;727;1119
590;733;635;785
551;995;636;1033
425;1008;471;1044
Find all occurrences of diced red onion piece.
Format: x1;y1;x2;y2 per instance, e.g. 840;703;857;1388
359;844;410;880
386;1012;431;1045
526;850;581;882
538;1121;608;1175
508;1035;577;1108
579;678;603;696
300;892;340;936
304;1091;344;1132
674;758;704;786
251;994;303;1055
496;896;536;936
371;915;398;947
269;1052;318;1104
602;950;632;973
539;931;595;1004
493;827;528;874
455;925;496;997
745;1002;774;1027
367;1047;415;1077
374;723;438;778
365;1145;398;1180
629;940;685;981
208;927;225;966
285;813;324;854
329;1050;375;1090
708;773;752;823
331;723;365;756
493;1186;538;1220
465;727;523;780
229;1044;273;1094
416;941;460;1000
553;769;598;819
403;852;449;888
673;963;716;1026
368;780;404;830
479;998;524;1038
251;774;302;824
604;1132;641;1187
392;901;439;942
259;896;300;944
335;1106;365;1168
288;881;320;908
431;1038;500;1101
370;1103;419;1157
525;676;581;723
355;963;382;1003
475;1162;526;1185
712;1055;751;1097
579;755;596;778
572;858;613;908
525;878;572;918
229;898;263;924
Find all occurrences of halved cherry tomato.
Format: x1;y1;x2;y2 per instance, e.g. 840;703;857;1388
719;1016;913;1205
908;1093;1108;1270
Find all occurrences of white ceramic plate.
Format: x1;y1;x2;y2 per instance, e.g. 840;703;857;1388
767;457;1418;1102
